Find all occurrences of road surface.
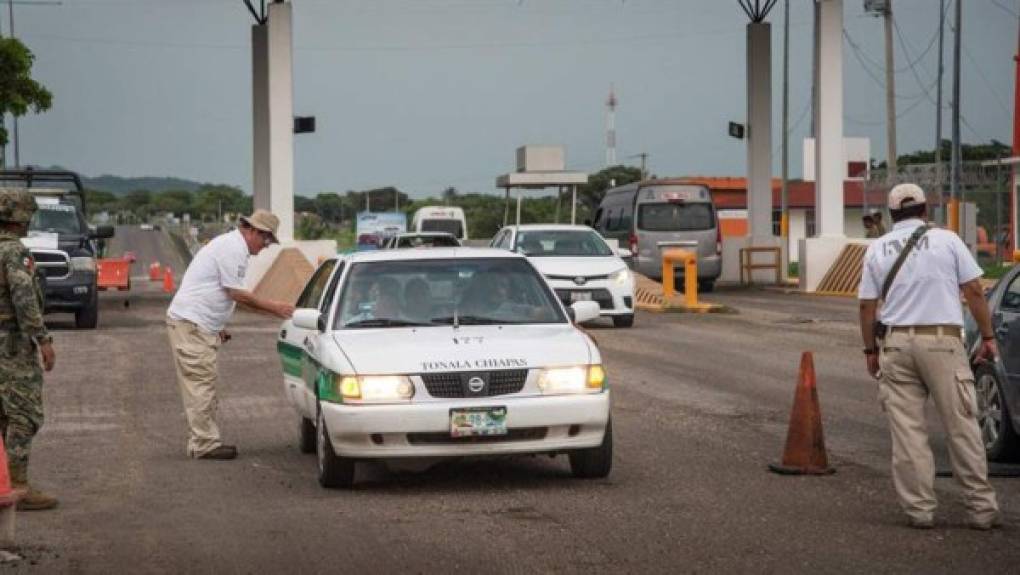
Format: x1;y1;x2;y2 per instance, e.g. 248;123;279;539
12;225;1019;573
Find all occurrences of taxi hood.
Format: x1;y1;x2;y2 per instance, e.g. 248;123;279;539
332;323;594;375
528;257;625;278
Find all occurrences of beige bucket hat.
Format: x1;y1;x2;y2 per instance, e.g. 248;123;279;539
239;209;280;244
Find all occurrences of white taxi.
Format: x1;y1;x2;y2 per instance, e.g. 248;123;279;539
277;248;612;488
490;225;636;327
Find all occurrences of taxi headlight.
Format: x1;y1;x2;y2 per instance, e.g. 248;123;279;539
537;365;606;394
609;267;630;286
70;257;96;273
331;375;414;404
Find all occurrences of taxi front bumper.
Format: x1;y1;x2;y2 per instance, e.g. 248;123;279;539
320;392;610;458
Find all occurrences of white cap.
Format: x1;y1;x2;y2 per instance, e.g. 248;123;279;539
888;183;926;210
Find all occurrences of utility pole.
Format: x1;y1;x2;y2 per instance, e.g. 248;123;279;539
950;0;962;233
8;0;16;168
605;86;617;167
781;0;790;240
935;0;946;224
2;0;61;169
629;152;648;180
810;0;818;138
883;0;897;181
1013;5;1020;257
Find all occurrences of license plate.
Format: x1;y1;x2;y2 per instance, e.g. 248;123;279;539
570;291;592;302
450;407;507;438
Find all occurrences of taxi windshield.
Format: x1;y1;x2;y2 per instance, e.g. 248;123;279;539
515;230;613;257
29;203;82;235
336;258;566;329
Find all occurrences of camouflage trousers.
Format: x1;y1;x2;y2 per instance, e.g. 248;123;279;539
0;336;44;485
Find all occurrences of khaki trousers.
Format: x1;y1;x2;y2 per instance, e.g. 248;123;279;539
166;318;222;458
878;330;999;524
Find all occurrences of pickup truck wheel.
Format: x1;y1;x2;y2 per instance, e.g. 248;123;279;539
75;287;99;329
299;416;316;454
569;419;613;479
316;405;356;488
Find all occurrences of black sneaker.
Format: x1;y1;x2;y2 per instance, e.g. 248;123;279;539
197;445;238;460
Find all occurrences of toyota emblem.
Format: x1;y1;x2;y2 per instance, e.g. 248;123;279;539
573;276;587;286
467;376;486;394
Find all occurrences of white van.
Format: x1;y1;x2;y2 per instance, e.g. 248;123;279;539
411;206;468;240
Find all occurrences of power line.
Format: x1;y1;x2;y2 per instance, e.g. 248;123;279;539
26;21;766;53
961;42;1012;117
891;12;943;106
844;93;929;127
989;0;1018;18
842;29;933;100
842;23;939;75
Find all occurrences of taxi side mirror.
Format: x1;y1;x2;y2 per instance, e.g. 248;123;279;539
570;301;600;324
293;308;322;331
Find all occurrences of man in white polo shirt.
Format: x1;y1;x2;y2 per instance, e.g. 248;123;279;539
858;183;1000;530
167;210;295;460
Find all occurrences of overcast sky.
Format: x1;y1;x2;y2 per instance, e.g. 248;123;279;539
15;0;1019;198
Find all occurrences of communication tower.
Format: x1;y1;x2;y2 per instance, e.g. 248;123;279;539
606;85;617;167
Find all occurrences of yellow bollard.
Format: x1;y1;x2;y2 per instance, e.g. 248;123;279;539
948;199;960;234
661;249;699;308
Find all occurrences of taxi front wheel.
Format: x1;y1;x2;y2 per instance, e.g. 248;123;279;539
316;405;357;488
299;417;316;454
569;419;613;479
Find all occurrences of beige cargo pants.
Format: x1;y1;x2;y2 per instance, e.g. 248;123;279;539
878;328;999;525
166;318;223;458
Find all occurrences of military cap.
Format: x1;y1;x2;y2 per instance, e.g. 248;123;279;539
0;188;37;224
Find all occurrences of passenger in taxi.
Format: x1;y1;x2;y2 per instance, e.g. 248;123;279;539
460;272;539;320
401;278;433;324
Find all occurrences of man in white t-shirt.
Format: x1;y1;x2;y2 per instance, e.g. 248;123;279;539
166;210;295;460
858;184;1000;530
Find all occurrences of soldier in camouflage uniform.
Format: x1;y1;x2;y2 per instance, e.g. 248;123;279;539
0;189;57;511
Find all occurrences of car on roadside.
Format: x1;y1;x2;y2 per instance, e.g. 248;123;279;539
965;267;1020;462
381;232;461;250
490;224;636;328
276;248;612;488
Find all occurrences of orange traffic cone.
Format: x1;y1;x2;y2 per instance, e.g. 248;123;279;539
768;352;835;475
0;435;17;546
149;261;161;282
163;267;175;294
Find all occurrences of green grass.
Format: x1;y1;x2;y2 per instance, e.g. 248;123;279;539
982;263;1014;280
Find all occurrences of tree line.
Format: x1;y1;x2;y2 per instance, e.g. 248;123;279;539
87;166;644;243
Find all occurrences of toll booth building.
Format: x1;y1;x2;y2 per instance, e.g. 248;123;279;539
679;176;889;265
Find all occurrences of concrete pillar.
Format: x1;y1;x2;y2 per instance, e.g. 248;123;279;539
815;0;844;238
251;2;294;242
746;22;773;242
252;24;269;219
